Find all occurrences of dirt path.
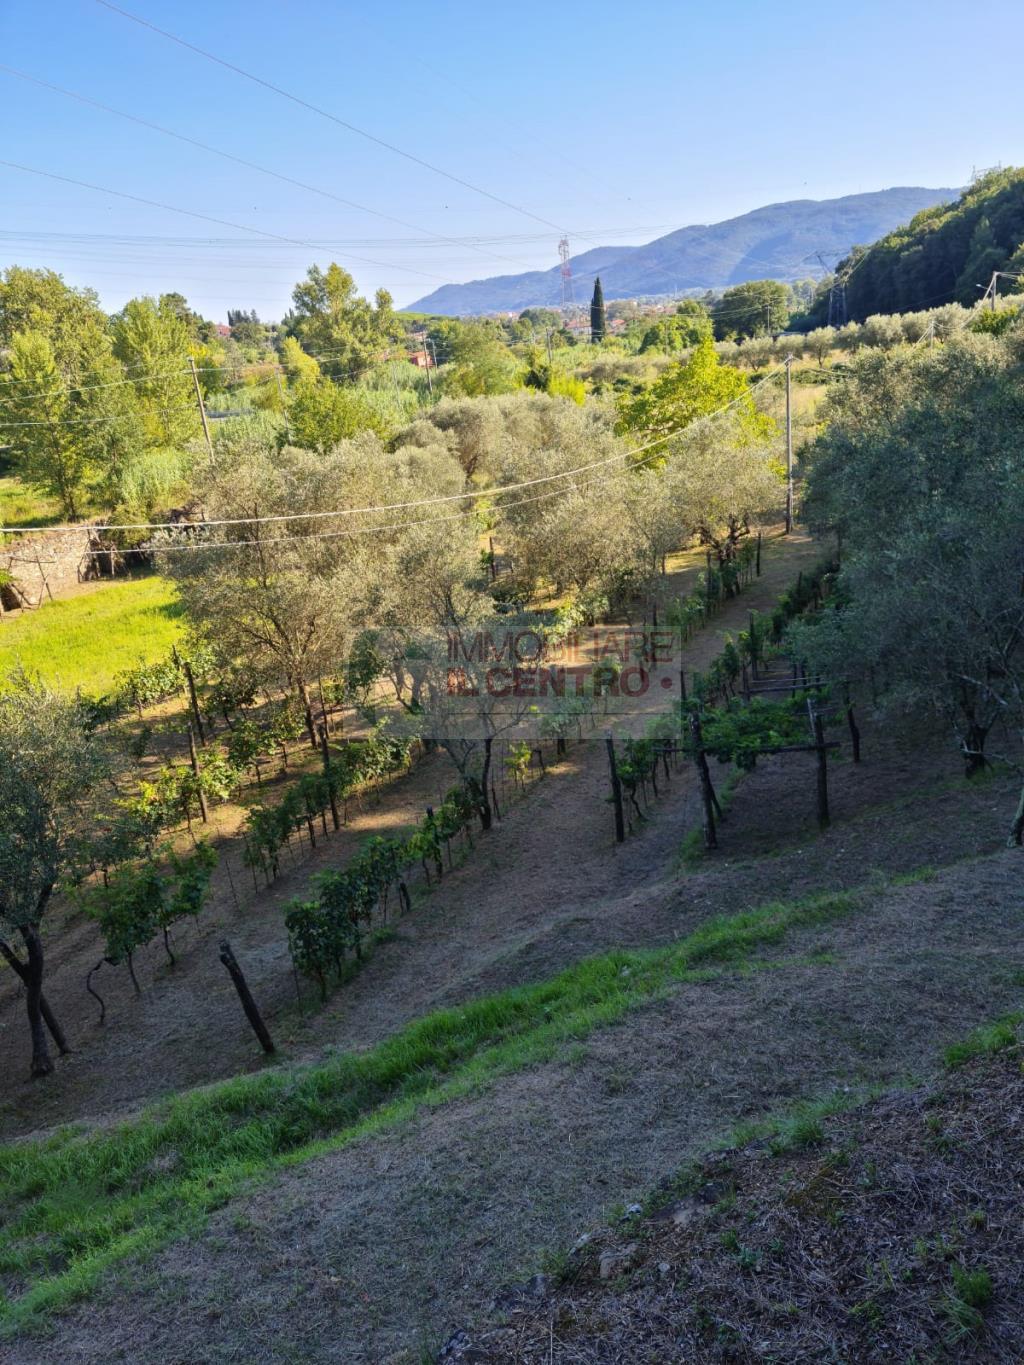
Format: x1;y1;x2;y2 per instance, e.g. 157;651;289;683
11;847;1023;1365
1;535;821;1137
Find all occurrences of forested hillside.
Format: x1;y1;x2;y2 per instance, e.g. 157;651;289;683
830;167;1024;320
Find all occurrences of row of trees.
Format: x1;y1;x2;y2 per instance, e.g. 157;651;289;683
793;325;1024;840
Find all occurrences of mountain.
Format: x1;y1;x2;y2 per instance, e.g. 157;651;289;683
408;187;959;316
835;167;1024;321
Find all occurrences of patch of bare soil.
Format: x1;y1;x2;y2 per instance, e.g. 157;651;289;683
7;852;1024;1364
444;1043;1024;1364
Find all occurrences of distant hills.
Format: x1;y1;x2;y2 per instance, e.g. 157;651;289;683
409;187;958;316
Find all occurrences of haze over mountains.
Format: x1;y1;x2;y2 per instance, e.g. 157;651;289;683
409;187;957;315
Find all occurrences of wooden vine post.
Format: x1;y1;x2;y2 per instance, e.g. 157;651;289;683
843;688;862;763
187;722;209;824
689;713;719;850
175;647;206;745
319;723;340;830
605;731;625;843
219;939;275;1054
809;703;831;829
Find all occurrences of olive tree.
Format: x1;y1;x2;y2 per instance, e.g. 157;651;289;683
408;610;547;829
795;331;1024;831
163;437;365;744
0;676;108;1077
663;408;783;565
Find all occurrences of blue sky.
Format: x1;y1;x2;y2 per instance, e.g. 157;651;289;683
1;0;1019;319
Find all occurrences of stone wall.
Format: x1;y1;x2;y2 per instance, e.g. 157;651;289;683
0;528;100;611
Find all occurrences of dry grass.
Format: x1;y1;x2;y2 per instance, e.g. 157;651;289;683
445;1033;1024;1363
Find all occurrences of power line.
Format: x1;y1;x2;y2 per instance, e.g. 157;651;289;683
78;381;780;557
0;335;443;405
0;64;538;276
0;372;781;535
94;0;569;235
0;160;448;284
0;226;678;250
0;406;198;428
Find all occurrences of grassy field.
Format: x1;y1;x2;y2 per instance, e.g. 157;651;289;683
0;474;63;529
0;576;183;695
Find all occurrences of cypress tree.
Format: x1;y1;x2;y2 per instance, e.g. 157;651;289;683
590;276;607;344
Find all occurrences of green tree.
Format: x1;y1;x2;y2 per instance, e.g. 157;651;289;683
518;307;561;330
1;332;99;519
111;297;200;449
164;438;365;743
438;321;520;397
280;334;321;385
955;216;1006;304
286;378;392;454
617;335;774;457
285;263;401;380
159;292;208;342
0;675;108;1076
797;333;1024;820
0;266;106;365
639;300;713;354
712;280;791;339
590;276;607;343
0;268;144;518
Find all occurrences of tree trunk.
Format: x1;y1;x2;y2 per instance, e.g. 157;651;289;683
299;680;318;749
18;923;53;1077
964;724;989;777
0;938;69;1054
1008;778;1024;848
477;736;494;831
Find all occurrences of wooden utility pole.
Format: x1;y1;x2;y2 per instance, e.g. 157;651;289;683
422;336;433;397
605;731;625;843
188;355;214;457
219;940;275;1054
784;354;794;534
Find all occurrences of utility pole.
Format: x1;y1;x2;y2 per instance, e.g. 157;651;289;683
422;335;433;397
545;329;554;366
188;355;213;457
784;353;794;534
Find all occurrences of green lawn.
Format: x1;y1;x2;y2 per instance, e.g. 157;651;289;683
0;576;183;696
0;473;63;529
